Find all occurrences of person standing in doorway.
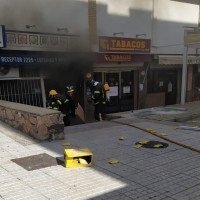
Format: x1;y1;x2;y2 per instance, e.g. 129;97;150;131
60;86;76;126
86;80;105;121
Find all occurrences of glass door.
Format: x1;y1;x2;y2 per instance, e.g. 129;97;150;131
121;71;134;111
104;72;120;113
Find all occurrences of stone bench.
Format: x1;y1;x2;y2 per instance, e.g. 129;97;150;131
0;100;64;141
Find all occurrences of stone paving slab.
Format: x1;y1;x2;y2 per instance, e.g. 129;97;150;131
1;120;200;199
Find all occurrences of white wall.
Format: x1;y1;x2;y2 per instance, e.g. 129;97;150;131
0;0;88;35
153;0;199;54
97;0;153;39
96;0;199;54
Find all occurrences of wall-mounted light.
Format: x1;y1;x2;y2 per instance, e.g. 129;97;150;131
136;33;146;38
113;32;124;36
26;25;36;29
57;28;68;33
86;73;91;79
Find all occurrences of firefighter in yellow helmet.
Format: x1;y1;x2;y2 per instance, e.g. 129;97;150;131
46;89;62;111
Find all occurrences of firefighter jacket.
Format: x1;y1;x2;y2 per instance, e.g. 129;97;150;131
60;94;71;115
46;98;62;111
91;84;106;105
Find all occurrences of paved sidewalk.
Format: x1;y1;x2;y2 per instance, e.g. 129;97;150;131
1;120;200;200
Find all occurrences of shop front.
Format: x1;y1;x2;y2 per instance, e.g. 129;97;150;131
0;29;84;109
93;54;151;113
91;36;151;114
158;55;200;104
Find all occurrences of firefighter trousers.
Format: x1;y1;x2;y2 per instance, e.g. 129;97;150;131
94;103;103;121
63;114;70;126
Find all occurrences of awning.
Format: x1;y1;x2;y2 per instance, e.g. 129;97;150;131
159;55;200;65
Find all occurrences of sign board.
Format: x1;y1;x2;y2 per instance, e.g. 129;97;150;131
123;86;130;94
104;54;131;62
0;25;6;48
96;53;152;63
109;86;118;96
0;54;69;65
99;36;151;53
5;31;79;52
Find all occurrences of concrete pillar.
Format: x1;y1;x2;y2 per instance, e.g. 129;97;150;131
40;69;46;108
134;70;138;110
181;46;188;104
176;69;182;104
186;65;193;102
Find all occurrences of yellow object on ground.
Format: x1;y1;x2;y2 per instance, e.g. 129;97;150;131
172;127;179;130
146;128;156;133
146;128;154;131
154;144;163;148
134;144;143;149
160;133;168;137
62;142;71;146
150;130;156;134
64;148;93;168
192;121;197;123
119;136;124;140
108;159;119;164
139;140;149;145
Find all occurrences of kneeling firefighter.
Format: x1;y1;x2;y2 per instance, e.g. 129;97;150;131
86;80;106;121
46;90;62;111
60;85;76;126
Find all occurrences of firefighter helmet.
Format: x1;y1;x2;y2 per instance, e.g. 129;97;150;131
66;85;74;93
49;90;58;96
86;79;94;87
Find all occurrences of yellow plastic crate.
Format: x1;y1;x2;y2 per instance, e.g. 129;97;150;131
64;148;93;168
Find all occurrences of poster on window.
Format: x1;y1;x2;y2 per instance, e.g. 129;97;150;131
168;82;172;92
123;86;130;94
109;86;118;96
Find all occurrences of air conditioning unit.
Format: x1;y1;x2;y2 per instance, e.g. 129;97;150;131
0;66;19;78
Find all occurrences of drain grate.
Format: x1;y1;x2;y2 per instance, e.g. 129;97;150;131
11;153;64;171
136;141;168;148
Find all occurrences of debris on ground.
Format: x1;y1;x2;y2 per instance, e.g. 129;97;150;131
160;133;168;137
139;140;149;145
172;127;179;130
135;141;168;149
146;128;156;133
108;159;119;164
179;126;200;131
62;142;71;146
154;144;164;148
187;121;197;123
134;144;143;149
119;136;124;140
146;128;154;131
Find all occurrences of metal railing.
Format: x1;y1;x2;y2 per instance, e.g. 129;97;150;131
0;78;43;107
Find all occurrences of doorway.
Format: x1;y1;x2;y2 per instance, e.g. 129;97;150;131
93;71;134;113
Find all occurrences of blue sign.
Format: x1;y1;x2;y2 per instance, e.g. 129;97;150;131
0;25;6;48
0;55;68;65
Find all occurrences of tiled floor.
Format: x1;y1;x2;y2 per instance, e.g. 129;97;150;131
1;120;200;199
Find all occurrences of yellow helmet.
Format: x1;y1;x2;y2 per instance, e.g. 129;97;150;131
49;90;58;96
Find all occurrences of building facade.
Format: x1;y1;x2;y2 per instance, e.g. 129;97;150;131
0;0;199;123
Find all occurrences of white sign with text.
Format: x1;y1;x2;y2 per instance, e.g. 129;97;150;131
109;86;118;96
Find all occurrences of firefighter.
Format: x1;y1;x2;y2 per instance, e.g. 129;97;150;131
86;80;106;121
46;90;62;111
66;85;76;118
60;86;76;126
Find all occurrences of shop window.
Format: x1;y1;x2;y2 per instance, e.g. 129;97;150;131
147;70;177;94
